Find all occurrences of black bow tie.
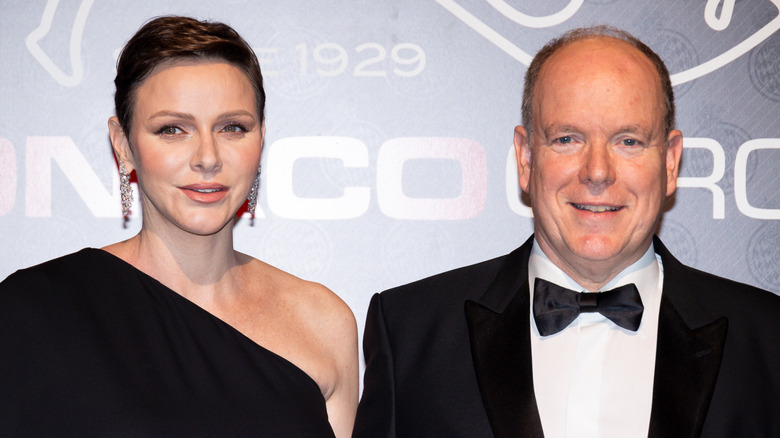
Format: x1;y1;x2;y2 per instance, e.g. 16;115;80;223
532;278;644;336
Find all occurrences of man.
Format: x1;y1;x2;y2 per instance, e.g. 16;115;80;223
353;26;780;438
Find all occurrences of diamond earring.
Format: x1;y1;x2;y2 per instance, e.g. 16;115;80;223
119;161;133;226
247;164;261;225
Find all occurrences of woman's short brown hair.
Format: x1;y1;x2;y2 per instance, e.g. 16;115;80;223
114;16;265;133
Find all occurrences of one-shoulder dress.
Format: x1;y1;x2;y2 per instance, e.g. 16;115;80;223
0;249;336;437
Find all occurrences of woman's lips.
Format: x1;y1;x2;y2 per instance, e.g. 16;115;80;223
180;184;228;203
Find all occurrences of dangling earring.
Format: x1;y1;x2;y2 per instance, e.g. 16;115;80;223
119;161;133;228
247;164;261;226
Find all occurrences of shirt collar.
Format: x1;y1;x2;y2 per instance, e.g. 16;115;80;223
529;239;660;300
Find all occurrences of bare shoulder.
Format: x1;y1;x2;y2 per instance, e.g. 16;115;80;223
248;257;355;328
236;255;359;434
238;256;357;362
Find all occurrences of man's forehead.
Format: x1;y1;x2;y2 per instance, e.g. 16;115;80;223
531;38;664;123
540;36;656;80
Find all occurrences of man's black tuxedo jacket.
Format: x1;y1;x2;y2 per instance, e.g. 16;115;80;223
353;236;780;438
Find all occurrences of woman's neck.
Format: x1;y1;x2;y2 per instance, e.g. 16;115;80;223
108;220;243;300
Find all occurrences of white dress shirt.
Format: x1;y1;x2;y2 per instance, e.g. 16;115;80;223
528;240;664;438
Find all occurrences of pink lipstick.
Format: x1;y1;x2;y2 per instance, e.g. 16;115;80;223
180;183;228;203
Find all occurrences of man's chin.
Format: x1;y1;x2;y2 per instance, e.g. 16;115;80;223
563;236;631;264
565;234;652;267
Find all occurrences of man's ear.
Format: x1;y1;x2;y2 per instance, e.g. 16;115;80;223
664;129;683;197
108;116;135;173
514;125;532;193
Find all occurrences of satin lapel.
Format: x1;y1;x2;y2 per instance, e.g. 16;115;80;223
648;238;729;438
464;238;544;438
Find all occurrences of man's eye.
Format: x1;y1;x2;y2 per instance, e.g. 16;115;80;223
622;138;638;146
556;136;572;144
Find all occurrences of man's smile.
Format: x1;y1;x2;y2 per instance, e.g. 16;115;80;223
571;203;622;213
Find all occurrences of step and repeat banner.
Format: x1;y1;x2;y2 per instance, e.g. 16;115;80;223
2;1;779;335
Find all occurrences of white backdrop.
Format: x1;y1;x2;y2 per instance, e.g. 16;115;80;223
2;1;779;357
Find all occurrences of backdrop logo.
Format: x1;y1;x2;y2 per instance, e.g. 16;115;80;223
435;0;780;85
26;0;95;87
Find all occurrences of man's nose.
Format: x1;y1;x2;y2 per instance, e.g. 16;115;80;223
579;142;615;191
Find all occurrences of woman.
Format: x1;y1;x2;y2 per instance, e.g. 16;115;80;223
0;16;357;437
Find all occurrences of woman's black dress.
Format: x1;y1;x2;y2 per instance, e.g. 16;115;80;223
0;249;336;437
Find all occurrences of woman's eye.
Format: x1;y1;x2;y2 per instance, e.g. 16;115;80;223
156;125;182;136
222;123;247;133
